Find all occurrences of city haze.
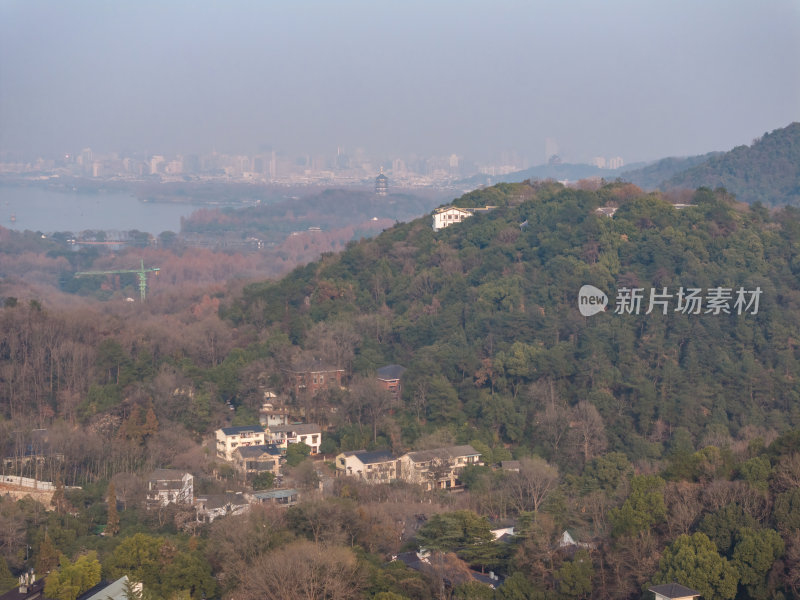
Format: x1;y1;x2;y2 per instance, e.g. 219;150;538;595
1;0;799;165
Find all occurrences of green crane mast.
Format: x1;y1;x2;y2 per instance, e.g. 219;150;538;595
75;259;161;302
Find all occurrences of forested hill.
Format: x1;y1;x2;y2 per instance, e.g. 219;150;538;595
660;122;800;206
620;152;721;190
228;180;800;461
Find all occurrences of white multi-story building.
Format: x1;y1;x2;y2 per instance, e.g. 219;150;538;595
266;423;322;455
398;445;482;490
336;450;398;484
432;206;497;231
432;206;474;231
146;469;193;508
216;426;267;461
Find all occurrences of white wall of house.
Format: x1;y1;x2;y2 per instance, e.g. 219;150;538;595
215;428;267;461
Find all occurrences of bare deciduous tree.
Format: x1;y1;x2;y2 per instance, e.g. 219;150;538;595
237;540;363;600
504;456;559;514
567;401;607;465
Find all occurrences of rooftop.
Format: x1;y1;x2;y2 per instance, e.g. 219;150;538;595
219;425;264;436
76;576;133;600
270;423;320;435
342;450;395;464
148;468;190;481
648;583;701;599
196;492;249;509
250;488;298;500
376;364;406;380
235;444;282;459
405;445;480;463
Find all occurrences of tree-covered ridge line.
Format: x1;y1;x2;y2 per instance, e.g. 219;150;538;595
230;180;800;451
655;122;800;206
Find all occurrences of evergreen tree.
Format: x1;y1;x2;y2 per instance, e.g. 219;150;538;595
106;481;120;536
0;557;16;594
654;533;739;600
35;532;59;576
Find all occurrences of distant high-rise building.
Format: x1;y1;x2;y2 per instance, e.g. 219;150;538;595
590;156;606;169
545;138;558;164
149;155;165;175
607;156;624;169
375;171;389;196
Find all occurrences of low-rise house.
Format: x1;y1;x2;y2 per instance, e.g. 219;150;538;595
216;425;267;461
233;444;282;480
0;572;45;600
399;445;482;490
77;576;141;600
282;360;345;398
432;206;496;231
376;364;406;401
247;488;299;506
336;450;398;484
145;469;193;509
258;399;291;428
195;492;250;523
266;423;322;454
432;206;474;231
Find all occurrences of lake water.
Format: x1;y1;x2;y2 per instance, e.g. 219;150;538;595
0;185;203;235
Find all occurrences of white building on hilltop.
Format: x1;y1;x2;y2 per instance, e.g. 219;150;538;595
432;206;497;231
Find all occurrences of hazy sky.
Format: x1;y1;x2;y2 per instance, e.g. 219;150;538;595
1;0;799;164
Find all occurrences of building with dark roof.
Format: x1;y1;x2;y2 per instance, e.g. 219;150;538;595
232;444;282;480
399;445;482;490
282;360;345;398
376;364;406;400
145;469;193;509
247;488;299;506
215;425;267;461
0;574;44;600
336;449;398;484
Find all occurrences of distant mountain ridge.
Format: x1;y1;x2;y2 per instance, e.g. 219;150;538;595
620;152;722;190
486;122;800;207
659;122;800;206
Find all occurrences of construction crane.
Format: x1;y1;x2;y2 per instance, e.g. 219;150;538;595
75;259;160;302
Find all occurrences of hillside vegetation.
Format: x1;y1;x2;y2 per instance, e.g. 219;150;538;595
662;123;800;207
230;180;800;457
3;180;800;599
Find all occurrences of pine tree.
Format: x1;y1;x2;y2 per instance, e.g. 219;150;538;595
51;475;70;515
0;556;16;594
35;532;60;575
142;402;159;440
107;482;120;536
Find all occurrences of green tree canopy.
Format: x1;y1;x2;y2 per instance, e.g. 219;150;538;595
654;532;739;600
731;527;784;600
416;510;499;569
609;474;667;537
44;552;102;600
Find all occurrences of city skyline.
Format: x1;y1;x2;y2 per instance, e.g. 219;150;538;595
1;1;799;165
